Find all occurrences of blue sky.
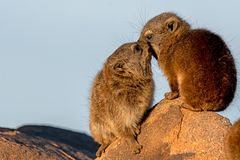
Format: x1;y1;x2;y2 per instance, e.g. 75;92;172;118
0;0;239;135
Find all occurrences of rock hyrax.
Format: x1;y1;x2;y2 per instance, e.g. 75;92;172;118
138;12;236;111
225;119;240;160
89;42;154;157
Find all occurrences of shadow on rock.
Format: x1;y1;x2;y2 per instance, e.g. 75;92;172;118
17;125;99;159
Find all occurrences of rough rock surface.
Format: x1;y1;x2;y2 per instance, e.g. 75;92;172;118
98;99;232;160
0;125;99;160
0;99;232;160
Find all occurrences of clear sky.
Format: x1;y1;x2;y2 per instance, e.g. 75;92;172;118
0;0;239;135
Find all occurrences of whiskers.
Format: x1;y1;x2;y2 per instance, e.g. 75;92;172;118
117;7;150;45
128;8;150;39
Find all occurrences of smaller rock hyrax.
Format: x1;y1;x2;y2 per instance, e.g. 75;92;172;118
138;12;237;111
225;119;240;160
89;42;154;157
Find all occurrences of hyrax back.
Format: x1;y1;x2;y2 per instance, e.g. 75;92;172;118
139;12;236;111
89;42;154;157
225;119;240;160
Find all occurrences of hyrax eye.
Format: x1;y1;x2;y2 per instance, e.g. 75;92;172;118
133;44;142;54
144;30;153;42
146;34;153;41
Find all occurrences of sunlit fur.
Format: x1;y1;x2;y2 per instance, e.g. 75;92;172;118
89;42;154;157
225;119;240;160
139;12;236;111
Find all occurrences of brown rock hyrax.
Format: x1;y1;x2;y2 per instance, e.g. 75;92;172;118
225;119;240;160
138;12;236;111
89;42;154;157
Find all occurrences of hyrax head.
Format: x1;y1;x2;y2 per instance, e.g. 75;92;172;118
138;12;190;59
104;42;152;80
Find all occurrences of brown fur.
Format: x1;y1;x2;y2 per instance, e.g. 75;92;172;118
139;12;236;111
225;119;240;160
89;42;154;157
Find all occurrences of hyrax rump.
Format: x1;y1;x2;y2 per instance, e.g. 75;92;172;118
225;119;240;160
139;12;236;111
89;42;154;157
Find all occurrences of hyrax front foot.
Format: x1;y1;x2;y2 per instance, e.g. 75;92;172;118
96;147;104;157
134;125;141;135
96;143;110;157
133;143;143;154
181;102;202;112
164;91;179;100
126;136;143;154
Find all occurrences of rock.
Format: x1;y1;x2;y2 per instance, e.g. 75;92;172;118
0;99;232;160
224;119;240;160
0;125;99;160
98;99;232;160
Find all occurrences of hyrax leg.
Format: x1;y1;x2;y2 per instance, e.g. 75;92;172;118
116;123;143;154
165;77;179;100
125;134;143;154
120;126;143;154
96;142;111;157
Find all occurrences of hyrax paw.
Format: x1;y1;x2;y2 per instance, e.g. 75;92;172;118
134;125;141;135
181;102;202;112
96;149;104;157
164;91;179;100
96;144;108;157
133;144;143;154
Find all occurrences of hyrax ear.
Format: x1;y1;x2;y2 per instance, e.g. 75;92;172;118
113;60;125;72
165;17;179;32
